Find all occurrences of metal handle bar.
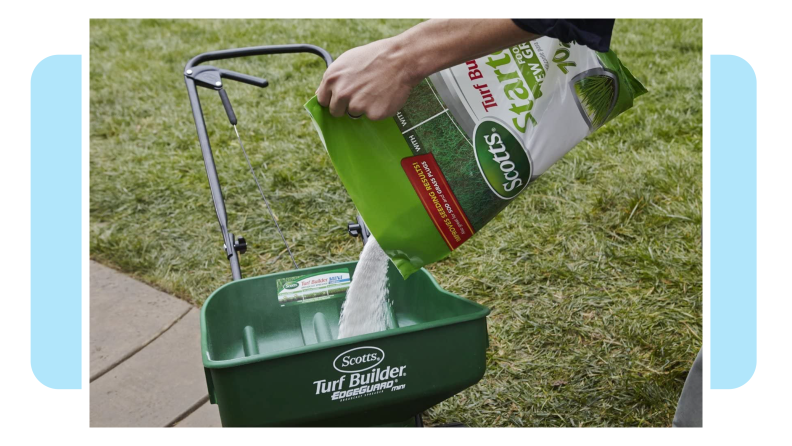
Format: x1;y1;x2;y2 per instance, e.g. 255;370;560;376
185;44;333;70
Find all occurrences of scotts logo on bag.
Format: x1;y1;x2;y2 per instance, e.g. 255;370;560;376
333;346;385;373
283;282;299;290
473;118;532;200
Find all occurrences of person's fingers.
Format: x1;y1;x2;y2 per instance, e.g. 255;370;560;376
347;99;365;118
368;89;410;120
316;81;331;107
366;104;390;121
328;89;350;118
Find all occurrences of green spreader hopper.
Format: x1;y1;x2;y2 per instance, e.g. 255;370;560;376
201;261;489;427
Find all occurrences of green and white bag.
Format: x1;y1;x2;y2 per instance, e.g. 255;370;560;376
306;37;646;278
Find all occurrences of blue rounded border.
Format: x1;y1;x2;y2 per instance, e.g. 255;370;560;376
30;55;82;389
710;55;757;389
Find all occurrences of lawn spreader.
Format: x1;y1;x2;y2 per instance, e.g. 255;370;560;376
184;44;490;427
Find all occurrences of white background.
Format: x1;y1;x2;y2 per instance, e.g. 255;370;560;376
0;1;788;443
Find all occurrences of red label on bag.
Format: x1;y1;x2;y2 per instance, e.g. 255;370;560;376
401;154;474;250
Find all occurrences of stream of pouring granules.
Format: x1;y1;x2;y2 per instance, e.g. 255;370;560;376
338;235;390;339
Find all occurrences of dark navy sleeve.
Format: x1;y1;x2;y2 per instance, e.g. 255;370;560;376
511;19;615;52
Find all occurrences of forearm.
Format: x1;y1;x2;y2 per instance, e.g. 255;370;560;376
390;19;538;83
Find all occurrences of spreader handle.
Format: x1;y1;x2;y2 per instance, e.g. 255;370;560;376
184;44;334;281
185;44;333;70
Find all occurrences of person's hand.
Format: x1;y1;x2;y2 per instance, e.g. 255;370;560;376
315;20;535;121
316;38;420;121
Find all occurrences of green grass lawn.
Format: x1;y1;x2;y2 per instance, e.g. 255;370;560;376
90;19;702;427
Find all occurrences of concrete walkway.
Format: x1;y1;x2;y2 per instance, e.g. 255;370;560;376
90;261;221;427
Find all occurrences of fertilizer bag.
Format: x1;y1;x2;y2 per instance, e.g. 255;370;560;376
306;38;646;278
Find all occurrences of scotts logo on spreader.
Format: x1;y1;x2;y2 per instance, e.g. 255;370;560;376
316;346;407;402
283;282;299;290
333;346;385;373
473;118;532;200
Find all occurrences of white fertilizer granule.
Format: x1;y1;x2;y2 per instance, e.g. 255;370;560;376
338;235;390;339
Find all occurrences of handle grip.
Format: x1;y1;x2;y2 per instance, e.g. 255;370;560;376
220;70;268;88
218;89;237;125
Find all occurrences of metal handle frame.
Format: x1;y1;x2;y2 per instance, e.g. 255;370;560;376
184;44;333;280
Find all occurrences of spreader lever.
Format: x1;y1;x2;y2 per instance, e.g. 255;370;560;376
184;66;268;90
219;69;269;88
